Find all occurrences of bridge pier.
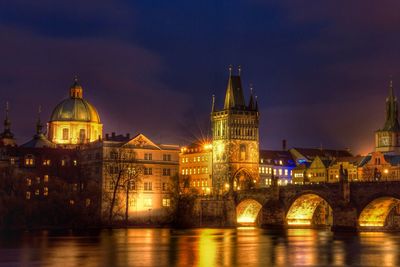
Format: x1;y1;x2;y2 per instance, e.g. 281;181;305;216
259;200;286;229
331;206;358;232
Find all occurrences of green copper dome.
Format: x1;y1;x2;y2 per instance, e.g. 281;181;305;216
50;78;101;123
50;98;100;123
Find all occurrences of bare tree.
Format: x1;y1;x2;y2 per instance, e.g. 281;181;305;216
104;147;142;225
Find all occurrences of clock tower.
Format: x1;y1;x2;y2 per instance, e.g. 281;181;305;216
375;81;400;153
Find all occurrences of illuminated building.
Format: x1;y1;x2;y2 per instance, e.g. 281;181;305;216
290;148;352;184
81;133;180;223
211;67;259;193
358;151;400;181
375;80;400;153
328;156;364;182
179;142;212;194
47;78;103;146
259;149;295;187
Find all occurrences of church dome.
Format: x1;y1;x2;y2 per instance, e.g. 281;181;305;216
50;78;101;123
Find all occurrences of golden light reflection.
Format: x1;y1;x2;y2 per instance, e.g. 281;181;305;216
359;197;400;227
286;194;327;226
198;229;217;267
236;199;262;225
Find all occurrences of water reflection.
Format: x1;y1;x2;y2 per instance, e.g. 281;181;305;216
0;228;399;266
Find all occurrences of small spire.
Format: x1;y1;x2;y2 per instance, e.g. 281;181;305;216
389;78;394;98
211;94;215;113
238;65;242;76
248;84;256;110
3;101;11;131
228;65;233;76
255;95;258;111
36;105;43;135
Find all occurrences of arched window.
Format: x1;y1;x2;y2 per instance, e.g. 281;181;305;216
240;144;247;161
62;128;69;140
79;129;86;142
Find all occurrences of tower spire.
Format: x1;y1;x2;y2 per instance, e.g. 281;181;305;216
211;94;215;113
248;84;256;110
70;75;83;98
383;79;400;131
4;101;10;131
36;105;43;135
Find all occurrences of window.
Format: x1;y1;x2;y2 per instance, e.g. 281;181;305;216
10;158;15;165
163;154;171;161
284;169;288;176
129;198;136;207
44;175;49;183
73;160;78;166
43;159;51;166
144;198;152;207
162;183;168;191
44;187;48;196
144;153;152;160
144;182;152;191
128;181;136;191
73;184;78;192
69;200;75;205
109;181;115;190
240;144;246;161
144;167;153;175
79;129;86;142
61;159;66;166
62;128;69;140
36;177;41;184
26;191;31;199
26;178;31;186
278;169;282;176
25;155;35;166
162;198;171;207
35;189;40;196
163;168;171;176
110;151;118;159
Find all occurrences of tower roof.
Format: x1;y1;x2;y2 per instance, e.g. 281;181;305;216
224;75;246;109
382;80;400;131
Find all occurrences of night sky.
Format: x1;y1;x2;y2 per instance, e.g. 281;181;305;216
1;1;400;155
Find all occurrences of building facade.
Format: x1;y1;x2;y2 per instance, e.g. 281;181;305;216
259;149;295;186
179;142;212;195
81;133;180;224
211;67;259;193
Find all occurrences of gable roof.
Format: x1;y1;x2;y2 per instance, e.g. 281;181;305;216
123;133;161;150
291;147;352;161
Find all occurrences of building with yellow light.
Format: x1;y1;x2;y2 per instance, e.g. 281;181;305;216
211;67;259;193
81;133;180;224
179;142;212;194
48;78;103;146
328;156;364;182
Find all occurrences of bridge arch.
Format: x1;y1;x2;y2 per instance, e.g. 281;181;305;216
358;196;400;228
233;168;256;191
286;193;333;227
236;199;262;225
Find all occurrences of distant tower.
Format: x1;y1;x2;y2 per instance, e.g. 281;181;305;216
0;102;16;147
375;80;400;153
211;66;259;193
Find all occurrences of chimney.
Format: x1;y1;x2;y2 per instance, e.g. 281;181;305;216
126;133;130;139
111;132;115;138
105;133;109;140
282;139;287;151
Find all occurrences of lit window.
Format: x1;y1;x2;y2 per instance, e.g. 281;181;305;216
44;187;48;196
144;198;152;207
10;158;15;165
86;198;91;207
181;169;185;175
273;169;277;175
163;154;171;161
73;160;78;166
62;128;69;140
284;169;288;176
26;191;31;199
43;159;51;166
144;153;153;160
279;169;282;175
44;175;49;183
279;160;283;165
144;168;153;175
26;178;31;186
36;177;40;184
70;200;75;205
25;155;35;166
163;168;171;176
61;159;66;166
129;198;136;207
162;198;170;207
35;189;39;195
128;181;136;191
144;182;152;191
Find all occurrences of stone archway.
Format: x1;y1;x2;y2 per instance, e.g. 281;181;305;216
233;168;255;191
236;199;262;225
358;197;400;228
286;193;333;227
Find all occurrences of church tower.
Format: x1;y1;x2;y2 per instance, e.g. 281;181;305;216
211;66;259;194
375;80;400;153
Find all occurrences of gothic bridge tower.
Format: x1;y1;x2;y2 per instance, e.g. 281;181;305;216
375;80;400;153
211;66;259;194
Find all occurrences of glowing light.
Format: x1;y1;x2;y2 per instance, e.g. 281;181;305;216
203;143;212;150
286;194;330;226
384;169;389;174
359;197;400;227
236;199;262;225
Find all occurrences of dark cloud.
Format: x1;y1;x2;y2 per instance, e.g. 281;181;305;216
0;1;398;153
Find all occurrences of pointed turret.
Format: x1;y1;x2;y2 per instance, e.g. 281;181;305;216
223;66;246;110
383;80;400;131
248;85;256;110
211;94;215;113
21;106;55;148
0;101;16;146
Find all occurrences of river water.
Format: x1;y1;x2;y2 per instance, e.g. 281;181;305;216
0;228;399;267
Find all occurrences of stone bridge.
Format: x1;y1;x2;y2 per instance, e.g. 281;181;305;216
233;181;400;231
